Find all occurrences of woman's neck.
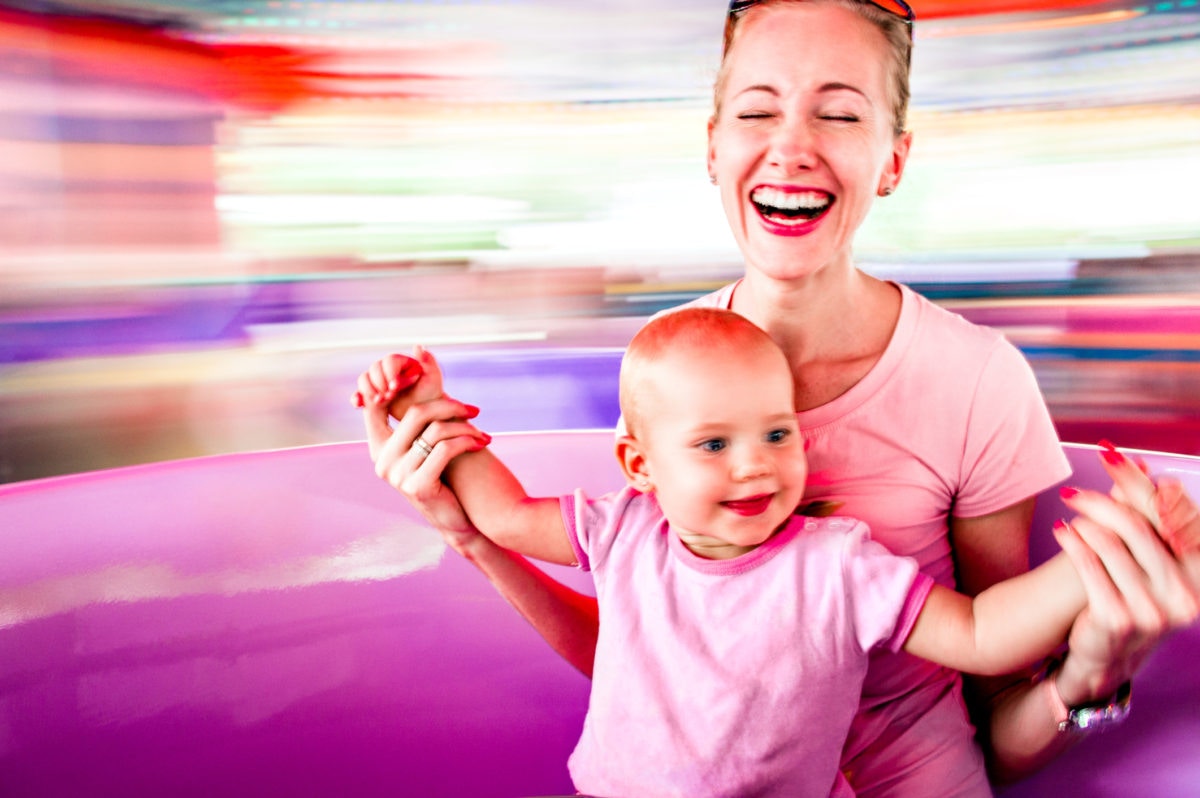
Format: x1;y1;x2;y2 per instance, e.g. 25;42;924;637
732;268;902;410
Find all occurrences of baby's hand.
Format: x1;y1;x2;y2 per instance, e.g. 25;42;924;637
352;353;422;410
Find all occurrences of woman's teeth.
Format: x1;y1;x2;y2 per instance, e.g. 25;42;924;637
750;187;831;223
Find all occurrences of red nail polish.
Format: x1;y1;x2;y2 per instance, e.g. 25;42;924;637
1060;486;1080;500
1098;439;1117;452
1053;519;1070;534
1102;448;1125;466
354;392;364;408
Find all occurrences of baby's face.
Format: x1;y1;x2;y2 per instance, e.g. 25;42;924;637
638;343;806;556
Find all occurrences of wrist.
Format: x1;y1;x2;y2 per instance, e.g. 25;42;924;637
1039;655;1132;733
1053;651;1128;707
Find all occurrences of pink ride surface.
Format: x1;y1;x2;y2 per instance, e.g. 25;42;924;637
0;433;1197;796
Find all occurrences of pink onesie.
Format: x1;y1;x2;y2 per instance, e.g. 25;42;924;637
686;281;1072;796
562;486;935;798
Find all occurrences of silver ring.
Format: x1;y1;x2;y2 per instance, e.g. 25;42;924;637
412;436;434;458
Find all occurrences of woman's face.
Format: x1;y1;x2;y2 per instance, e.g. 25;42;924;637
708;1;911;283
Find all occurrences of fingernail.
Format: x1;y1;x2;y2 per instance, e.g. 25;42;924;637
1053;518;1071;535
1059;486;1080;500
465;404;481;417
1098;439;1118;452
482;432;493;443
1102;448;1125;466
353;392;364;408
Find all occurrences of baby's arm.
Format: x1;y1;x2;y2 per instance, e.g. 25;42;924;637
905;524;1087;676
359;348;576;567
442;447;577;566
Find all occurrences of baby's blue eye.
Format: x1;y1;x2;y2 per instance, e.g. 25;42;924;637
766;428;792;444
699;439;727;453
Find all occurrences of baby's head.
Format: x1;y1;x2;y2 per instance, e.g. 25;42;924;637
616;308;807;559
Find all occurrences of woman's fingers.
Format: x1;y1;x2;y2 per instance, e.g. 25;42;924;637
1062;488;1200;628
1066;515;1169;632
1096;441;1160;530
388;397;481;454
1062;487;1165;581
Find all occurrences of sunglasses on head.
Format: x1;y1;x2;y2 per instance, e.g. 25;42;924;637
728;0;916;25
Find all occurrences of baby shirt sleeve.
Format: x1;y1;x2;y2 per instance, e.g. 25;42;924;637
953;338;1072;519
841;522;935;653
560;486;643;573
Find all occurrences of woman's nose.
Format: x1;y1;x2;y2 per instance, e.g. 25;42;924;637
768;117;817;174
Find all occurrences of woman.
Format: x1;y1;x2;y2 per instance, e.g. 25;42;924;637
359;1;1200;794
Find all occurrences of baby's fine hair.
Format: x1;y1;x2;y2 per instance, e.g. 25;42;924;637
619;307;782;438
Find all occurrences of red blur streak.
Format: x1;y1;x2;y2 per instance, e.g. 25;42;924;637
0;6;327;113
913;0;1116;19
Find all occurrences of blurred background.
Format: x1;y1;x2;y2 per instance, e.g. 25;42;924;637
0;0;1197;484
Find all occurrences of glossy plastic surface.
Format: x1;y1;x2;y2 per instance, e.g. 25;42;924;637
1;434;1197;796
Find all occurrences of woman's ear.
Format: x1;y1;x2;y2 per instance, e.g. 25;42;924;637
706;115;719;186
878;129;913;196
615;435;653;492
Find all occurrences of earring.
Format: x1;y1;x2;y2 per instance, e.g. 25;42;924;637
710;175;718;185
880;186;894;197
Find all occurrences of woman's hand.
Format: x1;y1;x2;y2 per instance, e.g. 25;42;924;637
355;347;491;552
1053;446;1200;704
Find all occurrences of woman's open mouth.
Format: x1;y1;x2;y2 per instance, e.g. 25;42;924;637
750;186;832;234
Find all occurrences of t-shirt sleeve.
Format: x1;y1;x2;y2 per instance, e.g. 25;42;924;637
560;486;642;573
953;338;1072;519
841;521;935;653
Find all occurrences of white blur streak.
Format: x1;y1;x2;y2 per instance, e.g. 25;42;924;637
216;193;530;225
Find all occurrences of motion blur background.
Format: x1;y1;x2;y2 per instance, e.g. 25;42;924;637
1;0;1198;484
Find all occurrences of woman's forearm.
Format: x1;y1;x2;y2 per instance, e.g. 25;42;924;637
977;672;1079;783
454;531;599;677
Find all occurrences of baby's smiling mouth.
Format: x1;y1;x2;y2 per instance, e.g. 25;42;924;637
722;494;774;516
750;187;832;225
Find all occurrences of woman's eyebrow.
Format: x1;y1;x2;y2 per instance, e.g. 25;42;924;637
734;82;868;99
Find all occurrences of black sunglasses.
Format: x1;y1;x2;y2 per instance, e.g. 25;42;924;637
728;0;916;25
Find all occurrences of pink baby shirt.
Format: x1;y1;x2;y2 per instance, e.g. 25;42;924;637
562;487;934;798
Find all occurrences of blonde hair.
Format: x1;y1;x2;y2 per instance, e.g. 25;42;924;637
712;0;912;137
619;308;786;438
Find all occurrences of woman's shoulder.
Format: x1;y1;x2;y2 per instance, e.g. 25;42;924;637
650;281;738;320
897;283;1023;364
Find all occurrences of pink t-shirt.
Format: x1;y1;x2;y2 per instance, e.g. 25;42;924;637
562;486;935;798
686;281;1072;796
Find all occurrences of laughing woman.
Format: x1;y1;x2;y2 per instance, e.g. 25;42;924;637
358;1;1200;795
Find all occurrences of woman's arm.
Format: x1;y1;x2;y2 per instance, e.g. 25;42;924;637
955;473;1200;783
947;500;1082;781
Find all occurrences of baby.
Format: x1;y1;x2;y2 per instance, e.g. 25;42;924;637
363;307;1101;798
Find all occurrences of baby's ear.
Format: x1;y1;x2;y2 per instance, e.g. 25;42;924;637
615;436;652;492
